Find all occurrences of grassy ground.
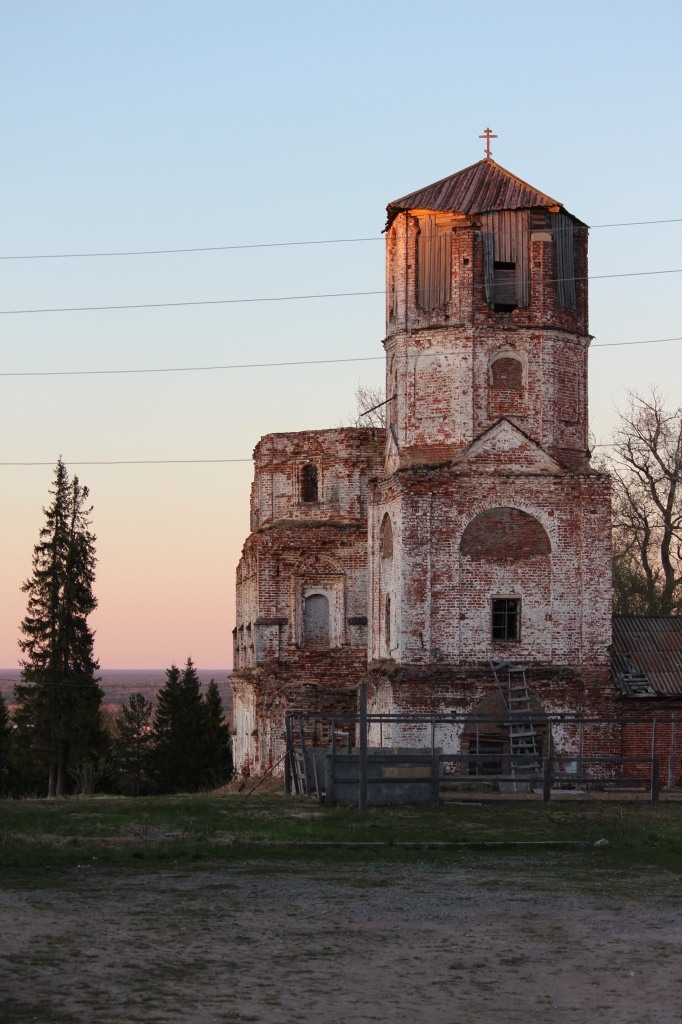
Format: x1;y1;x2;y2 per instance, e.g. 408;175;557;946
1;790;681;874
2;793;682;1022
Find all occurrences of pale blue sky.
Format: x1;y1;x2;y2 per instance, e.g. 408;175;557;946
1;0;681;666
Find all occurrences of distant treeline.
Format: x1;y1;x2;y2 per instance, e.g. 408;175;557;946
0;660;233;798
0;670;233;714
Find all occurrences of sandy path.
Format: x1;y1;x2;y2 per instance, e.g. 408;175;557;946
1;856;681;1023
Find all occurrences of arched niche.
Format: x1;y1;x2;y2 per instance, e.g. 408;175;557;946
295;554;345;648
488;349;527;418
461;691;549;777
303;593;330;647
460;508;551;561
379;513;394;559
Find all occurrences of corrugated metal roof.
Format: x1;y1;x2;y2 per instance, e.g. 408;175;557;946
612;615;682;697
386;158;583;226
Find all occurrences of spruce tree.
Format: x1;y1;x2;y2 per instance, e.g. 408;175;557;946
14;459;106;796
203;680;233;787
115;692;153;796
152;659;208;793
0;694;12;796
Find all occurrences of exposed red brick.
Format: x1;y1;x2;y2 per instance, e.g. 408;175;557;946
232;161;669;783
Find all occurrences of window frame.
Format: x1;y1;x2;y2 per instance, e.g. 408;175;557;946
491;596;521;643
301;463;319;504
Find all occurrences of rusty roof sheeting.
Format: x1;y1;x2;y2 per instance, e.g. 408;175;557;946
612;615;682;697
386;158;584;227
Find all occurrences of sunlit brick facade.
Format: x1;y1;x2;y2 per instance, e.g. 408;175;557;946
232;157;620;776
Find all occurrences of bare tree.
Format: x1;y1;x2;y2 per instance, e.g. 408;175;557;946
610;389;682;614
349;383;387;428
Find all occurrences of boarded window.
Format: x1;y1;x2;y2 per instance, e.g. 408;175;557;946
482;211;530;310
551;213;577;310
461;508;551;560
304;593;329;646
301;464;318;503
492;597;521;642
469;739;504;776
491;356;523;390
417;215;452;310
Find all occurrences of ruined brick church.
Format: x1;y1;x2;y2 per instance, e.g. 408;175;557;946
231;152;616;776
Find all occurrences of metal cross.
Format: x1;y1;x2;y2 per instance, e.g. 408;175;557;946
479;127;498;159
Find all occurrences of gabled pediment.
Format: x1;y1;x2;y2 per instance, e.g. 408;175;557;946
454;419;563;473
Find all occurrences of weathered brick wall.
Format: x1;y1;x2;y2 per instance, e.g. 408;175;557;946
366;662;616;773
231;651;364;774
249;427;384;530
384;213;590;471
368;461;612;667
231;167;622;783
232;427;383;775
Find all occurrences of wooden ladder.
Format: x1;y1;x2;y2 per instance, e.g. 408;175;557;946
491;661;542;785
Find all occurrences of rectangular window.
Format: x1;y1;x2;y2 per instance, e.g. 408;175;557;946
492;261;517;309
491;597;521;642
481;211;530;310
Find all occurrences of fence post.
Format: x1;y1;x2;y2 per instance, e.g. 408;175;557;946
651;758;660;804
669;718;676;790
298;716;308;796
359;682;368;814
284;716;292;795
543;756;552;803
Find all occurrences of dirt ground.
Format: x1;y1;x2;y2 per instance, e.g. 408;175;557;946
1;855;681;1024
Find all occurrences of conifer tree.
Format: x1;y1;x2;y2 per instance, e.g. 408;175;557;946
203;680;233;786
152;659;208;793
115;692;153;795
13;459;106;796
0;694;12;796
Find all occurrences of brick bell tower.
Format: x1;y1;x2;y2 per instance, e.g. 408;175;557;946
366;152;613;735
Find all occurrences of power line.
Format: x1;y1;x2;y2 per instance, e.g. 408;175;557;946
1;326;680;465
0;459;252;466
0;237;379;260
589;218;682;228
0;354;384;378
1;218;680;261
1;267;681;316
592;336;682;349
0;289;383;316
0;335;679;381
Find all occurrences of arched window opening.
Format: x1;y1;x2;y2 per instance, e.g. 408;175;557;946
304;593;329;647
301;464;318;503
380;513;394;559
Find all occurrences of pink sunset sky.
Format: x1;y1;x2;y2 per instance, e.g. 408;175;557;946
1;0;681;669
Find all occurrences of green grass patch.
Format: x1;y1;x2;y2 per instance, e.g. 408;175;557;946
0;791;681;874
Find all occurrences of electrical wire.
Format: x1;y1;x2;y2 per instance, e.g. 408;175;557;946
0;354;385;378
0;289;383;316
0;459;252;466
1;218;680;261
592;336;682;349
1;268;680;316
0;335;679;381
